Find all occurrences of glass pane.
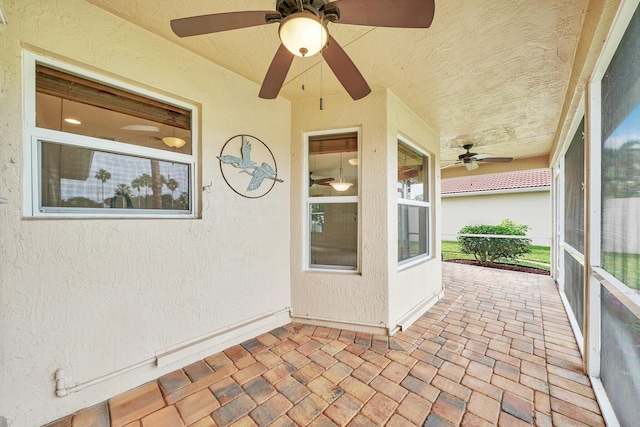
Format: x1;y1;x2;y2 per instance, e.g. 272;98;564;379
564;119;585;253
601;4;640;293
600;285;640;427
310;203;357;269
563;251;584;333
308;133;358;197
36;66;192;154
397;142;428;201
398;204;429;262
40;141;190;212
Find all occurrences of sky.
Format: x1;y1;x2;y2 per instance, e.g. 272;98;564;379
605;101;640;149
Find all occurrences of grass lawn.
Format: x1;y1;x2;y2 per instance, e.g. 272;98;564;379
442;240;551;271
602;252;640;291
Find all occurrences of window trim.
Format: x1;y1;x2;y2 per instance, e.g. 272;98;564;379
397;136;432;267
304;128;361;273
22;51;199;219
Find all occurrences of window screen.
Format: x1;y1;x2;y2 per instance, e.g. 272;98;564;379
564;119;585;253
601;5;640;293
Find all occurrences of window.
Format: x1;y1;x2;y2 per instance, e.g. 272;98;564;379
23;53;197;217
306;131;359;270
397;139;430;263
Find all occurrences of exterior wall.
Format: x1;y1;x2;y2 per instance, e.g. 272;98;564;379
0;1;291;426
290;90;443;334
441;190;552;246
290;90;390;334
387;93;443;329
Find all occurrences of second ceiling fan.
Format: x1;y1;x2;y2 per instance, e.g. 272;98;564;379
170;0;435;100
444;144;514;171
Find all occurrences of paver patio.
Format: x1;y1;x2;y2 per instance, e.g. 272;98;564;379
46;263;604;426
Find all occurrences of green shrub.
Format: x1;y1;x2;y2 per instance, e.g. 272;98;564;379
457;219;532;266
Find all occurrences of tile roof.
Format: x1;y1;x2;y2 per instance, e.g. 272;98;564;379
441;169;551;194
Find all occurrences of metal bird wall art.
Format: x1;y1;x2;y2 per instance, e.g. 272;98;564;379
217;135;284;198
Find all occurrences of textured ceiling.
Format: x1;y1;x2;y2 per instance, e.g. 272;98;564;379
85;0;588;166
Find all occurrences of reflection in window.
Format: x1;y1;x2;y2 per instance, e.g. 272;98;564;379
397;142;428;201
398;140;430;263
308;133;358;197
310;204;325;233
307;132;359;270
36;65;192;154
40;141;190;212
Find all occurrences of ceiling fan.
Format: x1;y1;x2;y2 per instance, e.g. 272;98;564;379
309;172;334;187
169;0;435;100
443;144;514;171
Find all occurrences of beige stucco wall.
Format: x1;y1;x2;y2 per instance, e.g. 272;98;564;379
386;93;443;330
0;1;291;425
290;90;389;333
441;190;552;246
290;89;443;334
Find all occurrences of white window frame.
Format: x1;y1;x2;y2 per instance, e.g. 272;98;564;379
22;51;199;219
304;128;361;272
397;136;431;268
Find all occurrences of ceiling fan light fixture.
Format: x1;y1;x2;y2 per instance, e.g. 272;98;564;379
329;153;353;192
465;161;479;171
329;181;353;192
162;136;186;148
64;117;82;125
279;12;328;57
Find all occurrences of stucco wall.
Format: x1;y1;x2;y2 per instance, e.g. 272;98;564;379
290;90;443;334
290;90;389;333
441;190;552;246
0;1;291;425
386;93;443;329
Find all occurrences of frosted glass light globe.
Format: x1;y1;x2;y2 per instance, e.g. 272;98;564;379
279;12;328;57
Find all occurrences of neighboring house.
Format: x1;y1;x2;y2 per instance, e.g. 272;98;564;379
441;169;551;246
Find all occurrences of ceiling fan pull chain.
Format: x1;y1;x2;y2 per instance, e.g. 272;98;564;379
319;60;324;110
301;56;306;91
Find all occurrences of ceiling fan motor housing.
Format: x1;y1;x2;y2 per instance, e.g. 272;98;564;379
276;0;329;17
459;144;478;160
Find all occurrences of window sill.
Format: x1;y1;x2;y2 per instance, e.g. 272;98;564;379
398;254;434;271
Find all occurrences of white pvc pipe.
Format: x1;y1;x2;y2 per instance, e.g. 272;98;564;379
56;357;156;397
56;307;292;397
291;312;387;330
156;307;292;367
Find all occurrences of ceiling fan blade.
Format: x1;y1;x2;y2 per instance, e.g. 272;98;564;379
477;157;514;163
259;44;295;99
170;11;278;37
322;35;371;100
316;178;335;184
440;162;462;170
325;0;435;28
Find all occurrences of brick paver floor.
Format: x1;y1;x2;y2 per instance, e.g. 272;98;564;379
46;263;605;426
